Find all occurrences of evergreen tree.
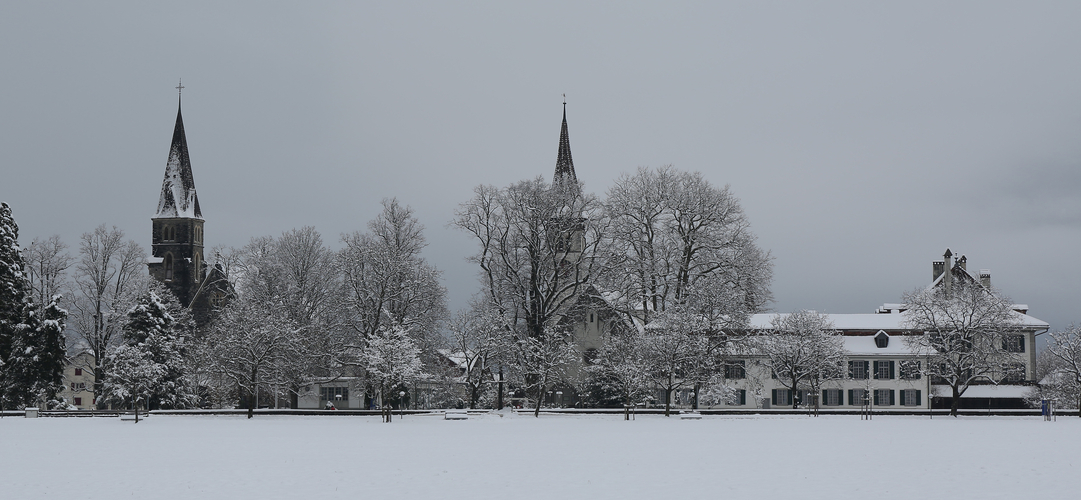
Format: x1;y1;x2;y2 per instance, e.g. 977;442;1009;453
101;290;194;409
4;296;68;407
0;202;34;409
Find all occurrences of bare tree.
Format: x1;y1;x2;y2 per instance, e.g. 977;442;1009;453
903;281;1019;416
603;166;772;323
510;326;579;417
363;322;423;410
639;308;706;416
68;225;146;406
446;300;508;408
453;178;609;340
203;297;302;418
340;199;447;351
232;228;341;407
1044;325;1081;414
24;235;73;308
756;310;846;411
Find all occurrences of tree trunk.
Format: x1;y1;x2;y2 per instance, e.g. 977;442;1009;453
534;383;544;418
247;367;257;419
664;386;671;417
950;385;960;417
470;383;478;409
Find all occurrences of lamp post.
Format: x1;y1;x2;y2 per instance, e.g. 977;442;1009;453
399;391;406;419
555;391;563;408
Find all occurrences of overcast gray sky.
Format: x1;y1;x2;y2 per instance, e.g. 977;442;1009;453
2;1;1079;334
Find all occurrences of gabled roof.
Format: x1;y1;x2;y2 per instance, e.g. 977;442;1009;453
553;101;577;185
156;100;202;219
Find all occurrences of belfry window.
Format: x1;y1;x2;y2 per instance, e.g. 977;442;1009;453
164;253;174;280
162;225;176;242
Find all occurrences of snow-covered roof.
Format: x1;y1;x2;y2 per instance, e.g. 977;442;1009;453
748;309;1049;331
155;102;202;219
842;335;917;356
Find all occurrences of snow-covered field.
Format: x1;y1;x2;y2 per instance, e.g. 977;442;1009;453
2;412;1075;499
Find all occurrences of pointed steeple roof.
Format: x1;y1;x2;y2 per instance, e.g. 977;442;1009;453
553;100;577;185
156;97;202;219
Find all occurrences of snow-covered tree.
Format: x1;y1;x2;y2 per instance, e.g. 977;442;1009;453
582;327;651;408
68;225;146;406
603;166;772;323
756;310;846;411
640;309;709;416
363;323;422;409
903;281;1019;416
233;228;342;407
3;296;68;408
340;199;447;364
509;326;579;417
100;290;194;410
100;343;164;421
1042;325;1081;414
203;298;303;418
446;301;508;409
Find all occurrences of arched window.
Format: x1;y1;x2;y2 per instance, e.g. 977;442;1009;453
193;252;202;282
164;253;174;280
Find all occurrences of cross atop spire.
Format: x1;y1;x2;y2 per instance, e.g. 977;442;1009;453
156;96;202;219
176;78;184;96
553;98;577;185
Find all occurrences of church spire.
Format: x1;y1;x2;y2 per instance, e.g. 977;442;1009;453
553;97;577;185
156;85;202;219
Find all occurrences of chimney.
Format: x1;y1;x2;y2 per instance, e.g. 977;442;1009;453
980;270;991;289
933;261;945;281
958;255;967;272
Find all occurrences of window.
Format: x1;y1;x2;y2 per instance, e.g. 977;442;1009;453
70;382;86;392
164;253;174;281
1003;334;1025;353
589;312;594;323
874;389;894;406
162;225;176;242
874;331;889;348
724;361;746;380
772;389;791;407
727;389;746;406
823;388;842;406
902;389;922;407
74;397;82;406
319;387;349;402
74;368;82;376
874;360;894;380
849;360;868;379
899;360;921;380
849;389;868;406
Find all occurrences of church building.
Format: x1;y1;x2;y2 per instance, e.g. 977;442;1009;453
148;90;232;326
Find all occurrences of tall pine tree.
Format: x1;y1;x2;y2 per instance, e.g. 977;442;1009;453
5;297;68;407
0;203;70;408
0;202;32;408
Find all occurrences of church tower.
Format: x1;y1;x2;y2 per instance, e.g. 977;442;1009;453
148;90;205;308
553;100;578;186
550;99;585;262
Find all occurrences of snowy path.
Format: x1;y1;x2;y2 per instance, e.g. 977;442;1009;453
1;413;1074;499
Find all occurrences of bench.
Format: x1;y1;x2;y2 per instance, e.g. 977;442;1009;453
679;412;702;420
445;411;468;420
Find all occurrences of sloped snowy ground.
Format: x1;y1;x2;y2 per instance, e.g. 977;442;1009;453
1;412;1075;499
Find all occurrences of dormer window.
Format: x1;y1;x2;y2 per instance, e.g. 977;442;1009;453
874;331;890;348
